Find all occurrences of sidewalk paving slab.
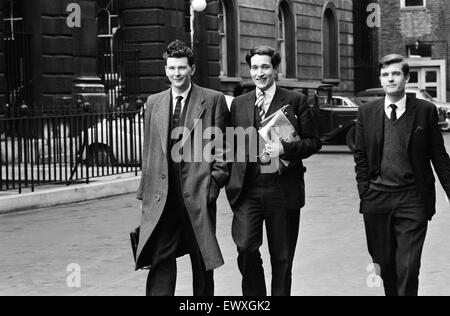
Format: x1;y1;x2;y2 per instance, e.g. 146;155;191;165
0;172;141;215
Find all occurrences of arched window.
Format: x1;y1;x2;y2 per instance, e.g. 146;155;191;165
277;0;296;79
322;2;340;82
218;0;238;77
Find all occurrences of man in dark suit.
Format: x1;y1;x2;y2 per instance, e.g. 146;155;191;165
354;54;450;296
225;46;322;296
135;40;229;296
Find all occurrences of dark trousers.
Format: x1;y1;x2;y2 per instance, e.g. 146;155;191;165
145;198;214;296
362;188;428;296
232;173;300;296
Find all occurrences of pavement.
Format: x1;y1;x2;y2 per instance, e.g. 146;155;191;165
1;143;450;296
0;172;141;215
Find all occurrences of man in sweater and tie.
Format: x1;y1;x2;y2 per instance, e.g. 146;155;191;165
226;46;321;296
354;54;450;296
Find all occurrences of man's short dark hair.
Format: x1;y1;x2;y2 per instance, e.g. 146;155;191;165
379;54;410;77
245;46;282;69
163;40;195;67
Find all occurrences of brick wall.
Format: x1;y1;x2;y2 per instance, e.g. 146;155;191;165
379;0;450;99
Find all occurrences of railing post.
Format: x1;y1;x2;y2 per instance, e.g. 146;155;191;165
84;102;90;184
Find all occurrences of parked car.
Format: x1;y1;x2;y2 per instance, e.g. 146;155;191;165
356;87;450;131
233;83;358;152
332;95;363;108
84;109;144;166
354;88;386;104
313;87;359;152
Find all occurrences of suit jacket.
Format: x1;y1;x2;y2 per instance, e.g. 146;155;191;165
354;96;450;220
135;83;230;271
225;86;322;210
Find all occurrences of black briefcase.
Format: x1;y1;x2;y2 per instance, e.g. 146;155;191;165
130;226;140;262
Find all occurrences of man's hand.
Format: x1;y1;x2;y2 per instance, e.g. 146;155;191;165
265;140;285;158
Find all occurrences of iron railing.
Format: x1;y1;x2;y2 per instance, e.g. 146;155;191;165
0;108;144;193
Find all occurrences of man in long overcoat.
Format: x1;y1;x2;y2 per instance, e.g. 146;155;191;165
135;40;229;296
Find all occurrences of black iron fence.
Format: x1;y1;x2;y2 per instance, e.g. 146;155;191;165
0;108;144;193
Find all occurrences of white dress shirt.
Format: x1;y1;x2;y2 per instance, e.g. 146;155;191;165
384;95;407;120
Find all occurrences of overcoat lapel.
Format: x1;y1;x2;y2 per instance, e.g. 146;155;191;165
265;87;286;117
405;97;417;150
246;90;256;127
180;84;206;148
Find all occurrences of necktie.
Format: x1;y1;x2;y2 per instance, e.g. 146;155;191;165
390;104;397;121
172;96;183;128
255;91;266;120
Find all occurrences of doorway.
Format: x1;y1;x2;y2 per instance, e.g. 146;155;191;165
408;67;441;100
406;58;447;102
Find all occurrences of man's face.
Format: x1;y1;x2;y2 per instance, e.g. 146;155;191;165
249;54;276;92
379;63;409;98
165;57;195;92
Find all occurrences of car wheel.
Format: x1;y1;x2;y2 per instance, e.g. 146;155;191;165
346;126;356;153
440;118;450;132
87;144;117;166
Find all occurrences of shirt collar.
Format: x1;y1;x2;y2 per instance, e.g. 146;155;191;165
172;83;192;102
256;82;277;99
384;94;407;112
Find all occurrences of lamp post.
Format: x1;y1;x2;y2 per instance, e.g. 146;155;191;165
191;0;207;11
190;0;207;48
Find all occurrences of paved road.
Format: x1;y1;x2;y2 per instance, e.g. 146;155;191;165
2;138;450;296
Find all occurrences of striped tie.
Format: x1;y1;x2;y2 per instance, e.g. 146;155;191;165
255;91;266;120
172;96;183;128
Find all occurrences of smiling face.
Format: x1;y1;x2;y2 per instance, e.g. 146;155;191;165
165;57;196;94
379;62;410;99
249;54;277;92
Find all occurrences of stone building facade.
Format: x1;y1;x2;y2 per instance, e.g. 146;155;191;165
219;0;355;95
0;0;357;113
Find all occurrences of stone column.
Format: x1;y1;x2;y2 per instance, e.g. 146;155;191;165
0;3;5;107
72;0;106;112
120;0;187;96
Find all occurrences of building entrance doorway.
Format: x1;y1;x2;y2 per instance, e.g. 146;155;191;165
406;58;447;102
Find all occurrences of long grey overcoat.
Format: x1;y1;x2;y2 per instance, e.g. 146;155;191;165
136;84;229;271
